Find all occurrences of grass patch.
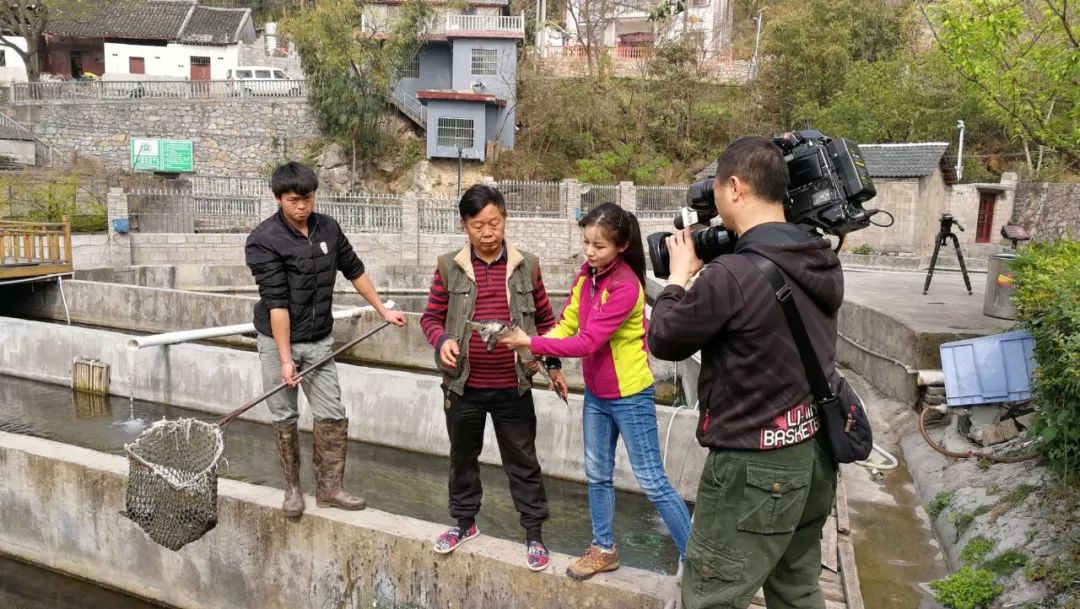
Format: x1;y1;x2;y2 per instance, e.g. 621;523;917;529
986;483;1001;496
928;490;955;518
984;549;1028;576
1026;557;1080;594
931;566;1004;609
960;536;995;564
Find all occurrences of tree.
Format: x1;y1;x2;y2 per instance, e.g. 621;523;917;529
754;0;916;127
797;52;999;144
0;0;88;81
282;0;431;168
923;0;1079;169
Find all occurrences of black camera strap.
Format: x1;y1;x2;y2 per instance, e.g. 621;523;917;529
743;253;835;403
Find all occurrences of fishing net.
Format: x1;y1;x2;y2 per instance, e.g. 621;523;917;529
124;418;224;551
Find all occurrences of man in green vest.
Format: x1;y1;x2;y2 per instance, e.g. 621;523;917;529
420;184;568;572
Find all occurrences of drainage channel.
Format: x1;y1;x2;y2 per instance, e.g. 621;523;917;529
0;553;174;609
0;374;684;574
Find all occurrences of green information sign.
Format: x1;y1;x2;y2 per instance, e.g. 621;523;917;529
130;137;194;173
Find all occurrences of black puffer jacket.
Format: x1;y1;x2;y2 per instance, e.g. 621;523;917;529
245;210;365;343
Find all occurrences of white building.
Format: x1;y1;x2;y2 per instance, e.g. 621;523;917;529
0;37;30;83
44;1;256;81
557;0;733;57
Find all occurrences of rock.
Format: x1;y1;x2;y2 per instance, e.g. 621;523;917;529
319;142;349;169
1014;413;1036;430
376;159;396;174
924;395;947;406
925;386;947;397
976;418;1020;447
325;165;351;191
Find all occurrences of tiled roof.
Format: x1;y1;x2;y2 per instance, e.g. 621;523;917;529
48;1;195;40
47;1;251;44
694;142;951;180
178;6;252;44
859;143;950;178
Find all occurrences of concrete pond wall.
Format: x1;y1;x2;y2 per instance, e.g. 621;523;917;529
0;316;707;501
0;432;674;609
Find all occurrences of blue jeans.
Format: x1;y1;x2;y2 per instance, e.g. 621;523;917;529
583;386;692;556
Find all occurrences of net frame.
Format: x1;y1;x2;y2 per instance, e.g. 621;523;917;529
124;418;225;551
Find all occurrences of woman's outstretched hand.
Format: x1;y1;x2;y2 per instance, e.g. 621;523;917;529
498;326;532;350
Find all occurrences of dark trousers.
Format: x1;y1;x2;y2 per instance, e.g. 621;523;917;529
682;436;838;609
444;386;549;533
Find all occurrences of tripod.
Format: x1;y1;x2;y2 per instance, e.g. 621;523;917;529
923;213;973;295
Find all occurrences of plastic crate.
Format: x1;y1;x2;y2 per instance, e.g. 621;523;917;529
940;330;1036;407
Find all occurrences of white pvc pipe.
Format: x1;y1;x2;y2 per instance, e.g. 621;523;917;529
125;302;395;351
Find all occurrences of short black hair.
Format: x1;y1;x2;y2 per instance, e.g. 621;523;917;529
713;136;789;204
458;184;506;219
271;161;319;198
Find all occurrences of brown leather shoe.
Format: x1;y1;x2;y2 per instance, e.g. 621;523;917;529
313;418;366;510
273;421;305;518
566;545;620;580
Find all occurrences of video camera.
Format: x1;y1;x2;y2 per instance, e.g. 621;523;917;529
647;130;885;278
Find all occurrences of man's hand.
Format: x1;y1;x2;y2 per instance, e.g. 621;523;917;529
439;338;461;369
279;359;300;388
548;369;569;401
666;229;704;287
382;309;408;327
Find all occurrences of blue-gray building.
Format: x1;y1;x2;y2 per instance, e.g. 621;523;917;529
368;1;524;162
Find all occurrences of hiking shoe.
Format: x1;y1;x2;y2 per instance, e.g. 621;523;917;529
566;545;620;580
434;524;479;554
526;541;551;572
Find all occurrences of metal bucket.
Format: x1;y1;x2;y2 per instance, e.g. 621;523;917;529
983;252;1018;319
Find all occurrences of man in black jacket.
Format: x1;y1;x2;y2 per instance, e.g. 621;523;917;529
649;137;842;609
246;162;406;518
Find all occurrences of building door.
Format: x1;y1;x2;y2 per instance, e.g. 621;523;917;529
69;50;83;78
190;56;211;96
190;56;211;80
129;57;145;74
976;191;996;243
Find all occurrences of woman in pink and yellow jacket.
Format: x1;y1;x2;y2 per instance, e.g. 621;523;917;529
501;203;691;580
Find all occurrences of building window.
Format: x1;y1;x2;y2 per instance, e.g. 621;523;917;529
129;57;145;74
401;52;420;79
436;117;475;149
471;48;498;75
0;50;6;67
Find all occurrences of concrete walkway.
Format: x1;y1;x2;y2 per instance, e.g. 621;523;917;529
844;268;1011;336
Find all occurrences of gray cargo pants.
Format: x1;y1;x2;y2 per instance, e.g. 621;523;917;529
256;333;346;423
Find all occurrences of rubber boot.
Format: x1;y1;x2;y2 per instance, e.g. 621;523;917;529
313;418;366;510
273;421;305;518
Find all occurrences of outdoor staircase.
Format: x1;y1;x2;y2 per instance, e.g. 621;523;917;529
390;87;427;129
0;112;63;167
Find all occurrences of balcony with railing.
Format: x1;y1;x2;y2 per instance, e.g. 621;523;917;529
445;14;525;37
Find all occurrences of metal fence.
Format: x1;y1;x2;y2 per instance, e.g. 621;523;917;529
635;185;687;218
189;175;267;196
498;180;565;218
128;188;260;234
578;184;621;216
419;197;460;234
12;79;306;104
319;194;403;233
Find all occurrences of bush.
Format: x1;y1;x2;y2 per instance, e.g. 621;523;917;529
930;567;1004;609
960;536;995;564
929;490;956;517
1011;239;1080;473
852;243;875;255
984;549;1028;576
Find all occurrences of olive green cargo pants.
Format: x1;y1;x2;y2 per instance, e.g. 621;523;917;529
682;436;838;609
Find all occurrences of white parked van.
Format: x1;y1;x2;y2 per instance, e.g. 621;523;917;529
226;66;304;96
